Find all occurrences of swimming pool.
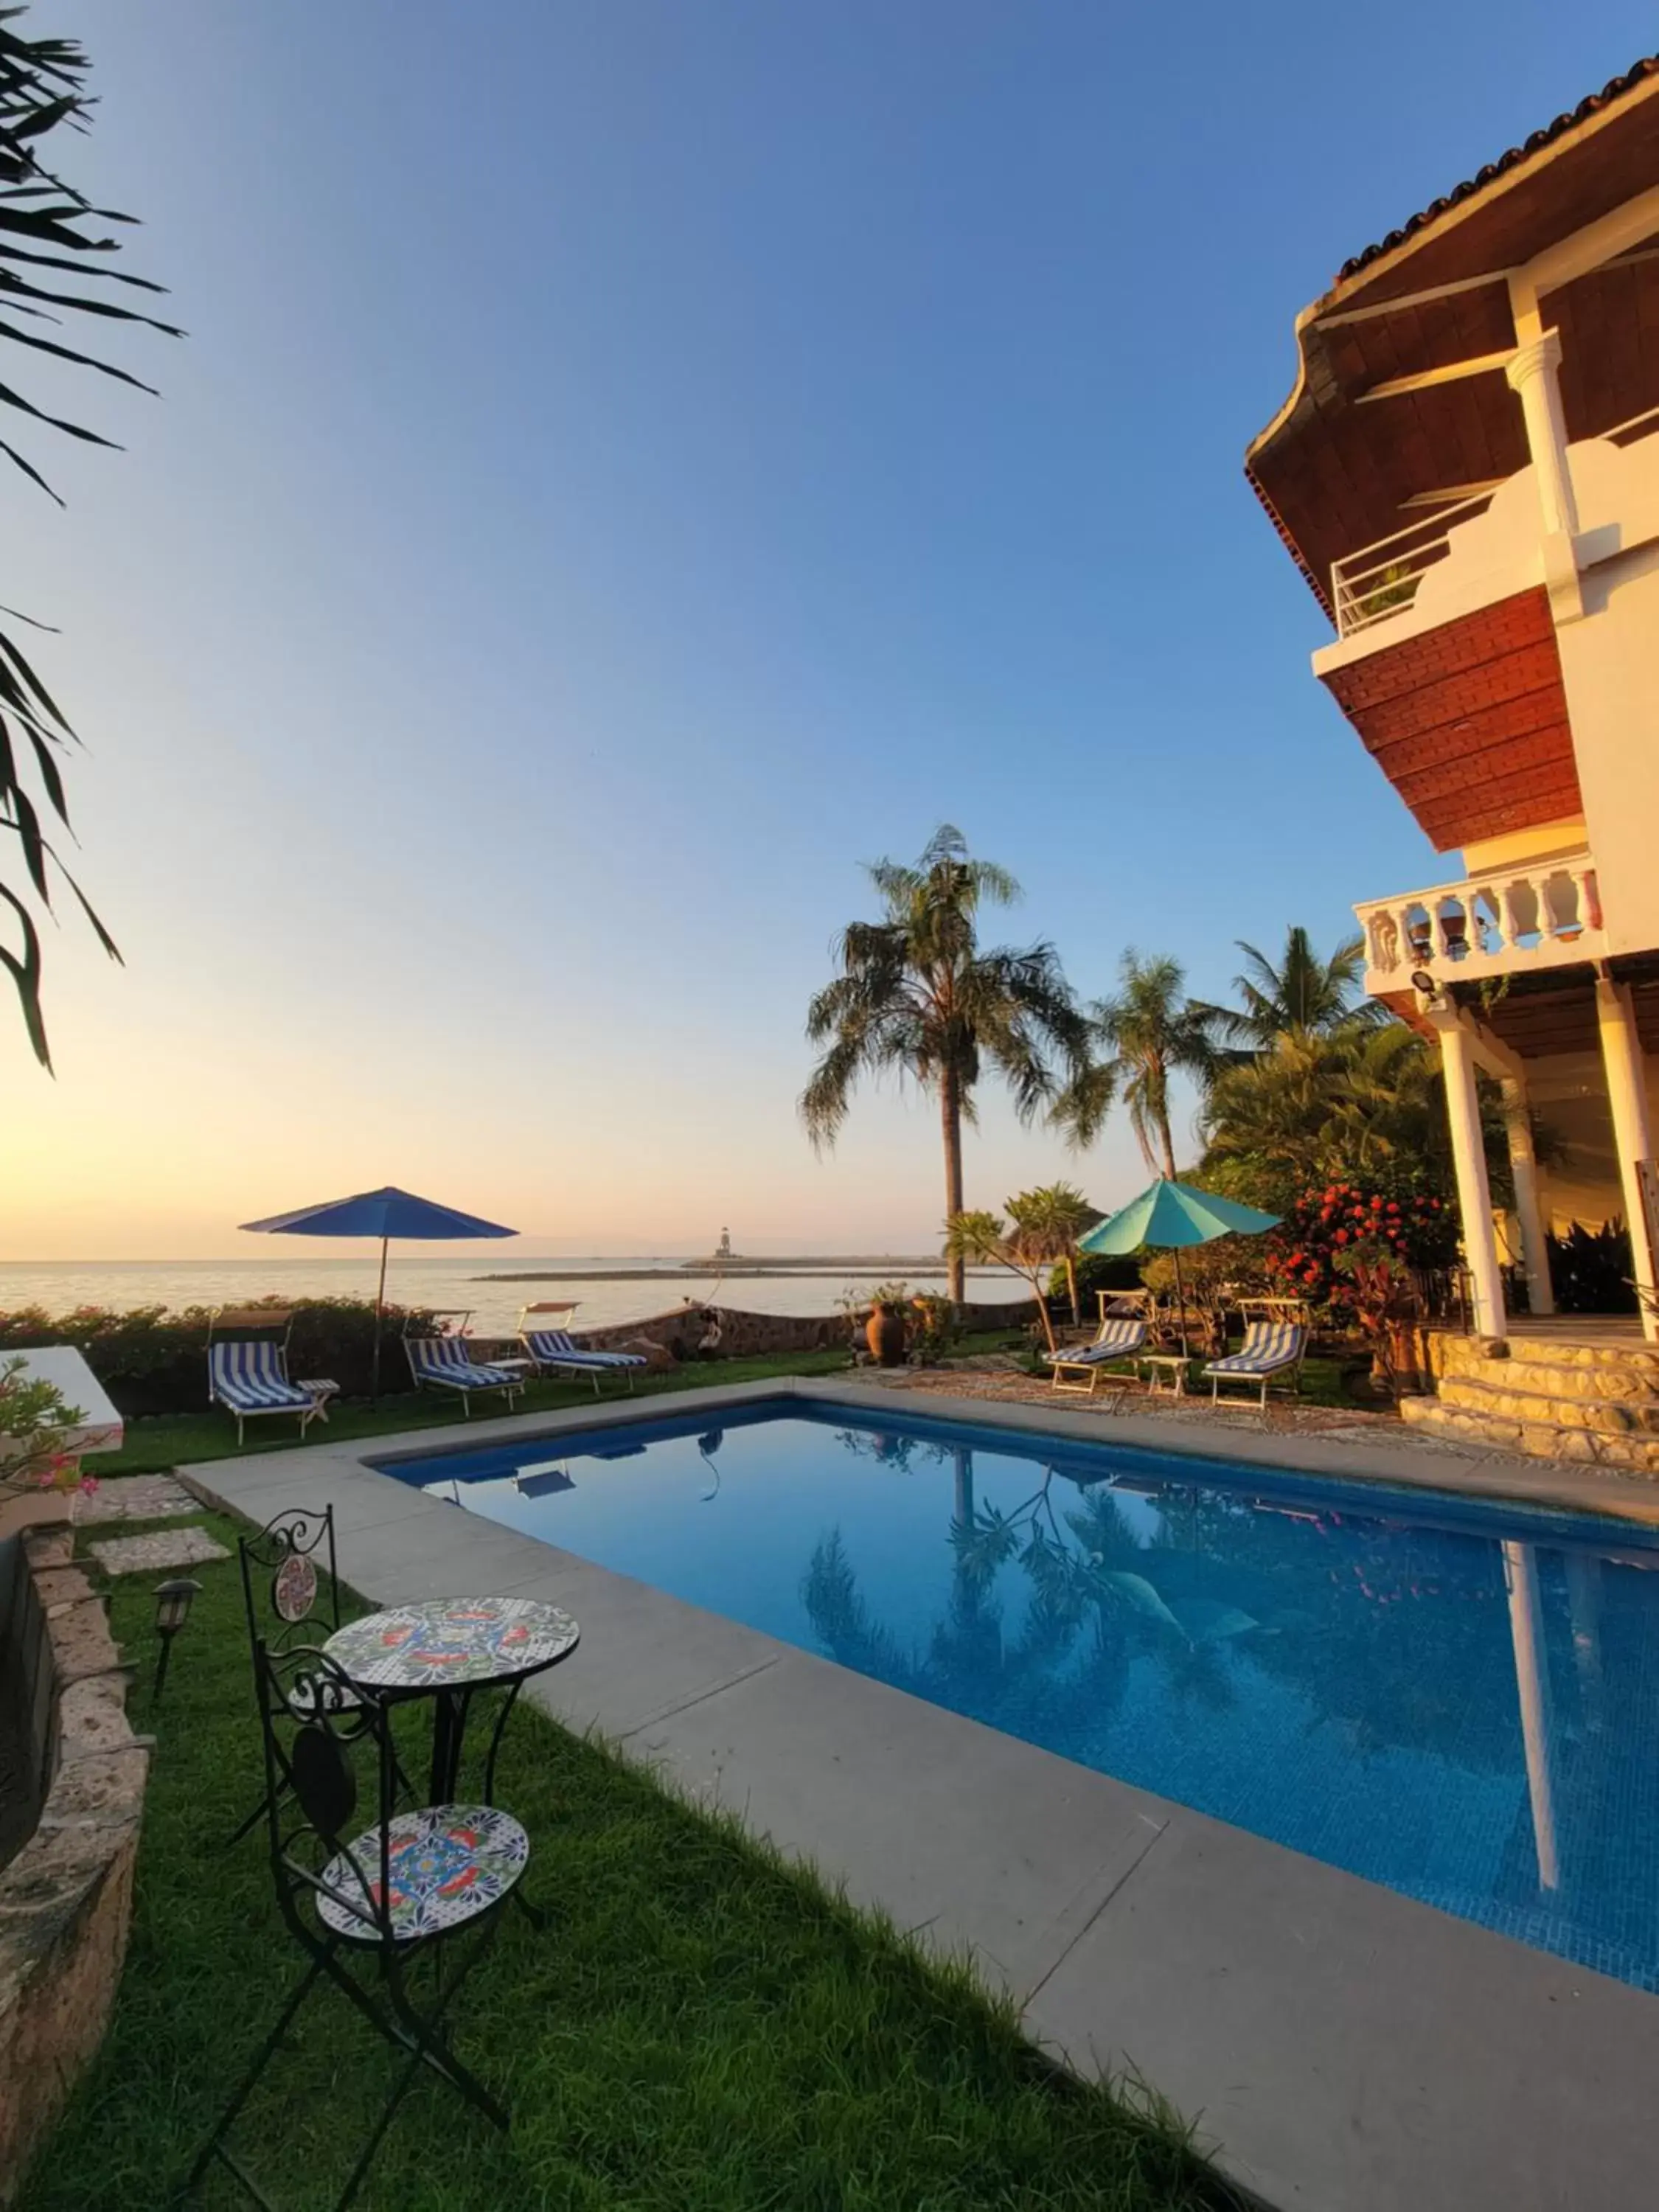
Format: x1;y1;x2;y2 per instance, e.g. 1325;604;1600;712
384;1397;1659;1989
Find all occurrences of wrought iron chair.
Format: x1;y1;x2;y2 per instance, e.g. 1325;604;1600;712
186;1643;530;2208
229;1506;361;1846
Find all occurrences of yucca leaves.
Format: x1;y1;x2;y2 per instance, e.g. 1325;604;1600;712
0;5;176;1068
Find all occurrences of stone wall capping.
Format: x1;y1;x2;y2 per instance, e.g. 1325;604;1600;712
0;1525;148;2206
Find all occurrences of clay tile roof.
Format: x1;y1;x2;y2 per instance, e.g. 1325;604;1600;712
1338;55;1659;282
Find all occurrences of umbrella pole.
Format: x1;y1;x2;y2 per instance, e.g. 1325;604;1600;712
1172;1248;1189;1360
372;1234;389;1404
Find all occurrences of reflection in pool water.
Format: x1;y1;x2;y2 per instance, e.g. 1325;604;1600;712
385;1400;1659;1988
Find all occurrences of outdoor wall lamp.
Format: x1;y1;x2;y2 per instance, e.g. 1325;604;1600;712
1410;969;1440;1001
151;1576;202;1703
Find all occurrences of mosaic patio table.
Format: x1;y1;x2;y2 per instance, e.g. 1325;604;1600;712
324;1596;579;1802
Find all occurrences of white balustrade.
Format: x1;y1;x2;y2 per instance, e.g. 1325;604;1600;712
1356;855;1604;995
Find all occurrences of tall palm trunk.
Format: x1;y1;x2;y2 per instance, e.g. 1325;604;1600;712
942;1066;966;1304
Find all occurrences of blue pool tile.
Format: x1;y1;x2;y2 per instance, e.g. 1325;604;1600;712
382;1401;1659;1989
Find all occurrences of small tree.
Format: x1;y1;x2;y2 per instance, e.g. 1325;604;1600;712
946;1194;1083;1352
1007;1182;1094;1326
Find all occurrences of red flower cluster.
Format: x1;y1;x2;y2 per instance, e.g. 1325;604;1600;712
1265;1182;1458;1310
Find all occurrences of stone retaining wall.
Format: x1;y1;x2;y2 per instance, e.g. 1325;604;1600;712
571;1297;1037;1362
0;1526;147;2206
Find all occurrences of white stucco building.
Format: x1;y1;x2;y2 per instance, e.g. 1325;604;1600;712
1248;55;1659;1350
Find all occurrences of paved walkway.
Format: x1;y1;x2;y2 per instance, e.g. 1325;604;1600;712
181;1377;1659;2212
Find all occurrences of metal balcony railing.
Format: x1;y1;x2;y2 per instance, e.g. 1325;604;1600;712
1329;489;1498;639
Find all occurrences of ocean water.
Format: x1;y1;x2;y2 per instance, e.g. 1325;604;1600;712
388;1399;1659;1990
0;1258;1003;1338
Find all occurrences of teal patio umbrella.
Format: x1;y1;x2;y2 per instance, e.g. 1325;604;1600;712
1079;1180;1280;1356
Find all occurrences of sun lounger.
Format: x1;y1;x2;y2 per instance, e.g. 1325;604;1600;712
520;1326;647;1397
1042;1316;1149;1396
208;1338;330;1447
1202;1321;1307;1408
403;1335;525;1417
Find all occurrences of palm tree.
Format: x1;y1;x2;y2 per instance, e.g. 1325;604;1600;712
1218;925;1380;1049
1054;950;1225;1180
1199;1015;1523;1211
802;825;1091;1302
1;15;179;1066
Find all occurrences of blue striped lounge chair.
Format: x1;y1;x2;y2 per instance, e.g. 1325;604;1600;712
1042;1315;1149;1397
209;1338;328;1447
520;1327;647;1397
403;1336;525;1418
1202;1321;1307;1408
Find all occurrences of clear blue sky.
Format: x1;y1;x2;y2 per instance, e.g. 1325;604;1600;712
5;1;1652;1257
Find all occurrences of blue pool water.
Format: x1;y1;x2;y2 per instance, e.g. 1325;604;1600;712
384;1399;1659;1988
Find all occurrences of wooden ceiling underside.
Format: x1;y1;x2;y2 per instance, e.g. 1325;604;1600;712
1247;69;1659;611
1475;972;1659;1060
1321;589;1579;851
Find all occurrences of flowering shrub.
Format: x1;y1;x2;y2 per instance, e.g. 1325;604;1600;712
1265;1181;1460;1313
0;1354;92;1500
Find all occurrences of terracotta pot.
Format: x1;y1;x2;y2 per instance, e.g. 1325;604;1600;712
866;1304;908;1368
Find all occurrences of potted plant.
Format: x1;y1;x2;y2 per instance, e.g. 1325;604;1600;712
864;1281;910;1367
0;1354;91;1537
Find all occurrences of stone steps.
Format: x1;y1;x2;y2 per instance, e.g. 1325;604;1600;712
1436;1372;1659;1436
1400;1392;1659;1471
1434;1332;1659;1382
1447;1352;1659;1402
1412;1329;1659;1473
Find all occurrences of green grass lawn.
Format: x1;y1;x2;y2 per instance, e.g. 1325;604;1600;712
99;1343;1026;1476
19;1514;1237;2212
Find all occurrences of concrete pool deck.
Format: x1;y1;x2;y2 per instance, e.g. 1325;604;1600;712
181;1377;1659;2212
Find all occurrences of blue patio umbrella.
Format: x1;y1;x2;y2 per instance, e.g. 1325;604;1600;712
1079;1179;1280;1355
239;1186;517;1399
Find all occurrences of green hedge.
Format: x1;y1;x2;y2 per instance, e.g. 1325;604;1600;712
0;1297;445;1416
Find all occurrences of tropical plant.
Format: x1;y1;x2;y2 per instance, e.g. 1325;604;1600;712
945;1207;1062;1350
1330;1239;1423;1400
0;10;178;1066
801;825;1091;1302
1214;925;1381;1049
1052;950;1225;1178
906;1292;960;1363
1008;1181;1095;1325
1546;1220;1637;1316
1199;1018;1512;1215
1046;1249;1141;1310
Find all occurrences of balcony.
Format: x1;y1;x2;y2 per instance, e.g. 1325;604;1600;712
1356;854;1605;998
1326;406;1659;644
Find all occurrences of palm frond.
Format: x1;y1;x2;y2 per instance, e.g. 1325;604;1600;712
0;10;177;1068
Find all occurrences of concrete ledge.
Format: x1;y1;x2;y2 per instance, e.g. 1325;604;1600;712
180;1377;1659;2212
0;1528;147;2208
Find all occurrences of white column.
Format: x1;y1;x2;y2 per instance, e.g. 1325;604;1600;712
1594;977;1659;1340
1504;330;1582;622
1500;1077;1554;1316
1431;1011;1507;1338
1504;330;1579;538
